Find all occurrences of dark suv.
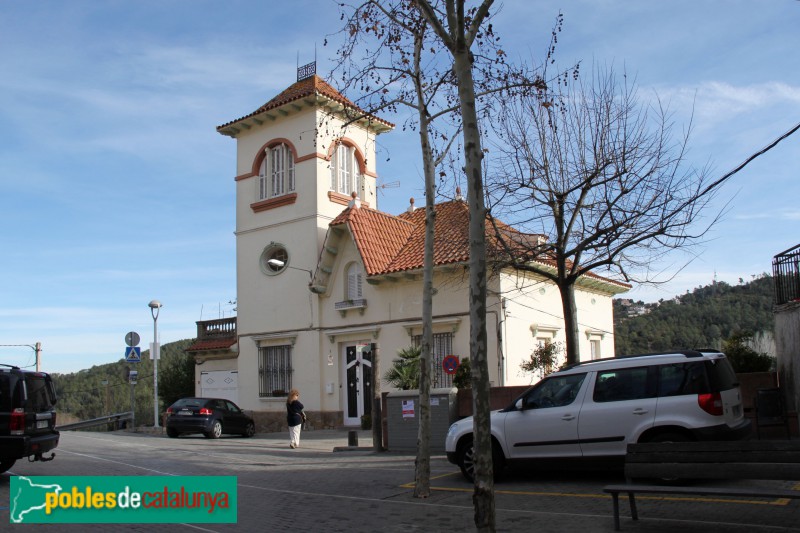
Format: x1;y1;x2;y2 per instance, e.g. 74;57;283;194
0;365;59;473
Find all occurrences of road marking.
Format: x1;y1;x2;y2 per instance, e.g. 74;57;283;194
56;449;177;476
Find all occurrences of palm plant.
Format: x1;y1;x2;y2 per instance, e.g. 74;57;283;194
384;346;421;390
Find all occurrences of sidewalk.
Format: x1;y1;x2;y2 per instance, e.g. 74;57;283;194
256;427;381;452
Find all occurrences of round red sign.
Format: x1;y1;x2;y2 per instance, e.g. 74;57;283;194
442;355;460;375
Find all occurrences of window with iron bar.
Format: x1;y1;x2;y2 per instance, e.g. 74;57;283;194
413;332;454;388
258;344;293;397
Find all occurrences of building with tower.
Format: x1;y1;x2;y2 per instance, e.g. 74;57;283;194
187;65;629;431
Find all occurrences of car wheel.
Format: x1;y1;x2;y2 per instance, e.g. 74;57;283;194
457;439;476;482
242;422;256;438
0;459;16;473
457;438;505;483
166;428;179;438
205;420;223;439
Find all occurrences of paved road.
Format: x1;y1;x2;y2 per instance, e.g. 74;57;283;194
1;429;798;532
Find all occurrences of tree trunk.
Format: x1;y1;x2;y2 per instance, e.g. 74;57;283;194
454;41;496;533
558;282;581;366
414;63;436;497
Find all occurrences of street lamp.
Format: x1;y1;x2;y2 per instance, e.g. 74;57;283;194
267;259;313;280
149;300;162;428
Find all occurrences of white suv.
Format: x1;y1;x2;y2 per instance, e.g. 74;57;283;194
445;350;752;481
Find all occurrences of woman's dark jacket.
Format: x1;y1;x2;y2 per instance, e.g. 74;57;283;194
287;400;304;427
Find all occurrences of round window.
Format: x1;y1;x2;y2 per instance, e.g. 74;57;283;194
260;244;289;275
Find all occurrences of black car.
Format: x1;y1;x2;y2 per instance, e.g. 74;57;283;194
0;365;59;473
165;397;256;439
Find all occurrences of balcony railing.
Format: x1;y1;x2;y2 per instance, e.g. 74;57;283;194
335;298;367;316
773;244;800;306
335;298;367;310
195;317;237;340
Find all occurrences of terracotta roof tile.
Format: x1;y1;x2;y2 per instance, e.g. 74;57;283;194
330;205;414;275
186;338;236;352
388;201;472;272
217;75;393;131
330;199;630;290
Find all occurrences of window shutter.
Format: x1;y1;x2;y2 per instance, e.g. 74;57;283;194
258;157;268;200
347;263;362;300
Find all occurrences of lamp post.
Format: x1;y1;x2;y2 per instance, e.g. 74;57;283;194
149;300;162;428
266;259;313;280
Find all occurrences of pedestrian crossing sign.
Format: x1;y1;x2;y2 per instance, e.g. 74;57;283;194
125;346;141;363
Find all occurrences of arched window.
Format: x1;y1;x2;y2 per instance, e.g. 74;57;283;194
330;143;363;197
259;143;295;200
346;263;363;300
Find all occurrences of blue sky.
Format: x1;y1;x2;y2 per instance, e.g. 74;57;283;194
1;1;798;374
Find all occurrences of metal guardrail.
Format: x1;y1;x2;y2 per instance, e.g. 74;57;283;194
56;412;133;431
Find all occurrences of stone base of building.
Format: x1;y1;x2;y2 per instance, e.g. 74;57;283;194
250;410;344;433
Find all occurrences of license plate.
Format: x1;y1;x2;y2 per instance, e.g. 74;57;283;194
179;410;193;416
36;420;49;429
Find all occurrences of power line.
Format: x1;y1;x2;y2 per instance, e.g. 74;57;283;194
701;121;800;197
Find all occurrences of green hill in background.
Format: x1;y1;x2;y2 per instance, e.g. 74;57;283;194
613;275;774;355
53;338;196;427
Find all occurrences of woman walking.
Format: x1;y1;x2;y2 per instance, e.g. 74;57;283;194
286;389;305;448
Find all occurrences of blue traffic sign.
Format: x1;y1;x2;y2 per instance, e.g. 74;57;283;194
125;346;141;363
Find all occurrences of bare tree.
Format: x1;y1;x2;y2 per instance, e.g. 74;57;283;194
334;2;557;527
411;1;497;529
486;64;723;365
332;1;461;499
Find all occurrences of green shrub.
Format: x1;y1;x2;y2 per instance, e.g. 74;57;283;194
722;333;775;373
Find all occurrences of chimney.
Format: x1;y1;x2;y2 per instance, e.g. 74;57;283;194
407;197;415;213
455;186;464;201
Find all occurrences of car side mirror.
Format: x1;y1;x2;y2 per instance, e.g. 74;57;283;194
515;398;524;411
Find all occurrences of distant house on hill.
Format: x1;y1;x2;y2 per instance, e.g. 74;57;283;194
187;65;630;430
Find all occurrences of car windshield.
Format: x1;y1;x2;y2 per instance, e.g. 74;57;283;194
172;398;206;409
706;358;739;391
25;374;56;411
521;373;587;409
0;375;13;412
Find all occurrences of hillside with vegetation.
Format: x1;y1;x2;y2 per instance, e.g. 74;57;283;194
614;275;774;356
52;338;196;427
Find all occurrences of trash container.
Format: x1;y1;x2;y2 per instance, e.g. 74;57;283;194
385;388;458;452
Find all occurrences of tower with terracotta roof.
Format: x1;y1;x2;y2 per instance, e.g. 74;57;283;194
216;64;393;417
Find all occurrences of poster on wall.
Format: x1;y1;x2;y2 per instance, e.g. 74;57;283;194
402;399;415;419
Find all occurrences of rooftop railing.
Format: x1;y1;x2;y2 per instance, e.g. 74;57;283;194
195;317;237;340
773;244;800;306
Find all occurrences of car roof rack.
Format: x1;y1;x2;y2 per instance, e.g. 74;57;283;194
560;350;711;371
0;363;21;370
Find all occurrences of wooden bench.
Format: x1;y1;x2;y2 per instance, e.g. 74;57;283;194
603;441;800;530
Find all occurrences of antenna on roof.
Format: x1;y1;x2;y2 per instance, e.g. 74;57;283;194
377;178;400;198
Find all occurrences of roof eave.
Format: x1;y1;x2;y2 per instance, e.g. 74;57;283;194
217;94;394;138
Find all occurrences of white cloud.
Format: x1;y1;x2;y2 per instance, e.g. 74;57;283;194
653;81;800;131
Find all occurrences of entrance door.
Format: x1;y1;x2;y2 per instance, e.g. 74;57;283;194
343;343;373;426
